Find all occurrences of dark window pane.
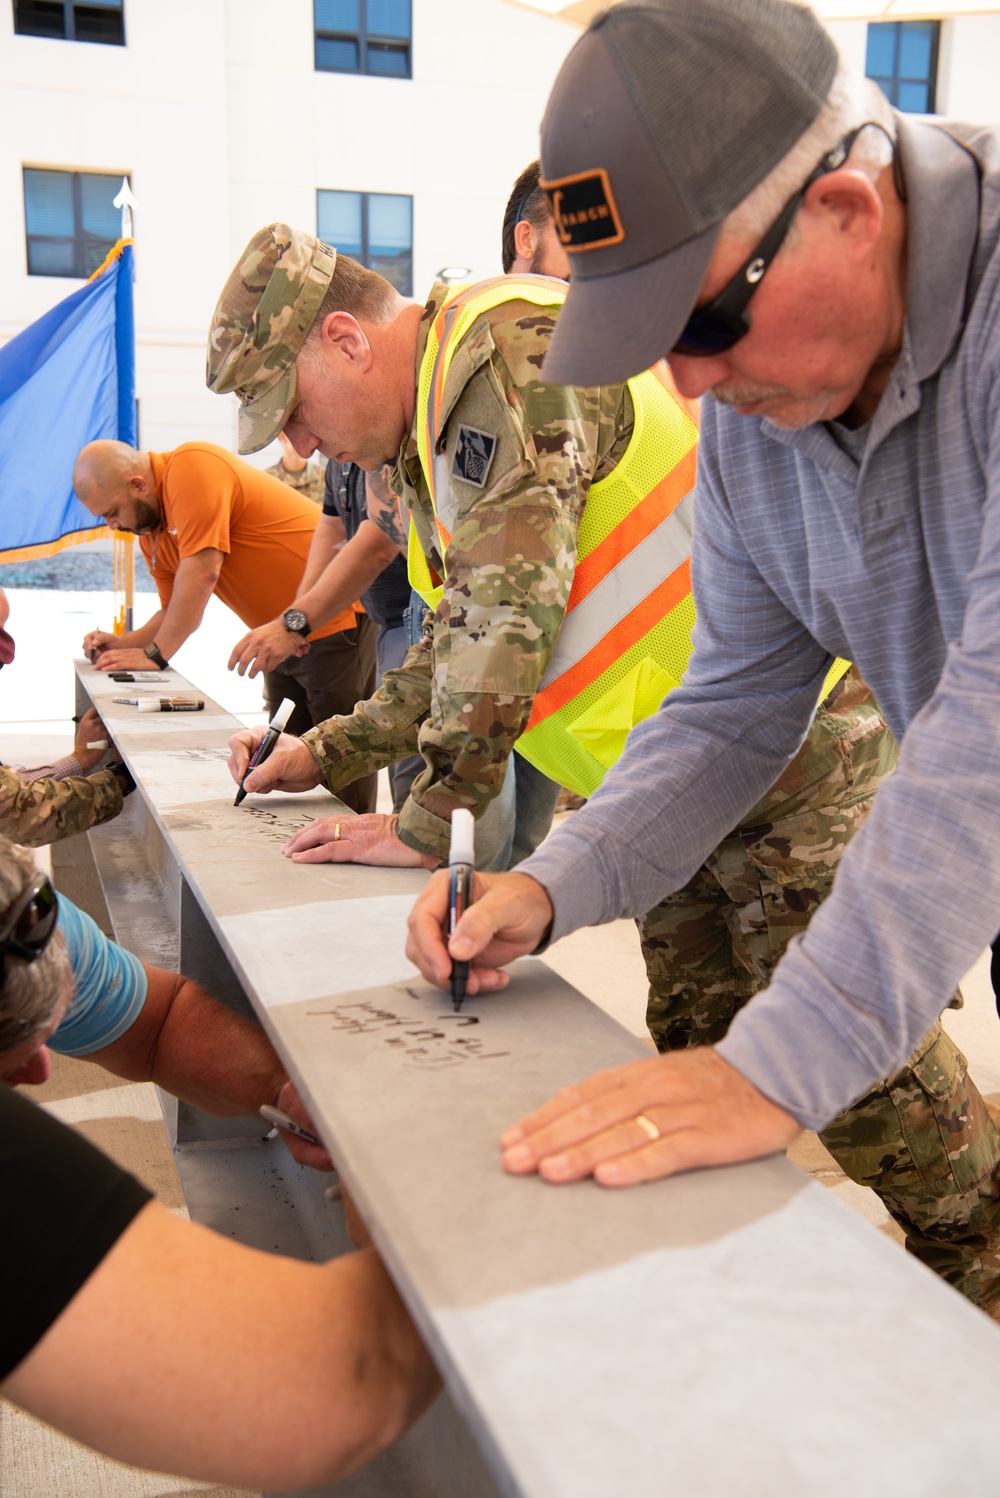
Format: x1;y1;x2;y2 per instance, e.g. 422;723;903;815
79;173;122;238
315;0;358;31
13;0;67;38
368;193;411;257
865;22;896;80
27;237;77;276
368;0;409;40
317;190;363;257
897;80;930;113
367;41;408;75
73;7;125;44
24;169;75;236
899;20;933;79
316;34;359;70
25;168;122;279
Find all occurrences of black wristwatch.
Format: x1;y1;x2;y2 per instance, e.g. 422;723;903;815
282;608;311;637
144;641;170;669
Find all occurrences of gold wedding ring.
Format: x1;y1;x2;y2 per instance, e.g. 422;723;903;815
634;1112;660;1143
334;823;342;841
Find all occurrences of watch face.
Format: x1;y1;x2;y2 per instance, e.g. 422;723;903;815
284;609;309;635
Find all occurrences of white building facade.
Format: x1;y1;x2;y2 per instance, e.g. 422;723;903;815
0;1;997;465
0;0;575;460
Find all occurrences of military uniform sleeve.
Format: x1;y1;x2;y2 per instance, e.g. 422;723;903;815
0;765;123;848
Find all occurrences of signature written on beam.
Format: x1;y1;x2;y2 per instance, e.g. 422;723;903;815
243;804;316;846
309;995;511;1069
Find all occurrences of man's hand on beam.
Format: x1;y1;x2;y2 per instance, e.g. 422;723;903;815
499;1048;801;1188
405;868;553;995
282;813;439;869
227;728;323;795
92;647;164;672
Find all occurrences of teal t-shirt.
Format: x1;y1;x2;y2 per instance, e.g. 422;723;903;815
49;895;148;1056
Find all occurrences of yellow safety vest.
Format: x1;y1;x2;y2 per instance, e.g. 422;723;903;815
408;277;845;798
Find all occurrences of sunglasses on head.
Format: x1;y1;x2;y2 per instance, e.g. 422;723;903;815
0;873;59;986
671;122;897;359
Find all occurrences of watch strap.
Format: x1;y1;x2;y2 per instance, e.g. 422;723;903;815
283;609;311;637
144;641;170;669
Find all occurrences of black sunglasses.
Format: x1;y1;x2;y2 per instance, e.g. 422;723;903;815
672;122;898;358
0;873;59;985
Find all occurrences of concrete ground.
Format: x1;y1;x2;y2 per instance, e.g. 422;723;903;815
3;576;1000;1494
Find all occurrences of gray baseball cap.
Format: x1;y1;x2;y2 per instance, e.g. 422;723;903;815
539;0;838;386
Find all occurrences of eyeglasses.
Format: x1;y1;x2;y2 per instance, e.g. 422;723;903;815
671;123;892;359
0;873;59;984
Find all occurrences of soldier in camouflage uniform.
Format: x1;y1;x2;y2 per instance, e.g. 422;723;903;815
206;225;1000;1312
266;431;327;507
0;763;124;847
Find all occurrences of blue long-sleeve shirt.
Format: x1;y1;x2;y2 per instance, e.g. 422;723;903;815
522;116;1000;1131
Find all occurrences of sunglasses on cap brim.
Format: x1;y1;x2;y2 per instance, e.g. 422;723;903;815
0;873;59;986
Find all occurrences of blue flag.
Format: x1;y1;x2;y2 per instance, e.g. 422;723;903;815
0;240;136;562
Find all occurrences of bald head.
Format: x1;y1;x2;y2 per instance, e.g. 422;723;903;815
73;441;160;535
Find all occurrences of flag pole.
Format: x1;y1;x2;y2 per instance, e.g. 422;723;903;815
113;177;138;634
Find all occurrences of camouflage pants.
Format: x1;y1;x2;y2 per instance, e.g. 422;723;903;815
640;668;1000;1316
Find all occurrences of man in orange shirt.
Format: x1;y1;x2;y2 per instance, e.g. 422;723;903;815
73;439;376;813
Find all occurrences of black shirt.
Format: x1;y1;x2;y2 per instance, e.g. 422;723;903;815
323;461;410;628
0;1083;152;1379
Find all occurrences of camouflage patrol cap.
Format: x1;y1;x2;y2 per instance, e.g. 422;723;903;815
206;224;337;454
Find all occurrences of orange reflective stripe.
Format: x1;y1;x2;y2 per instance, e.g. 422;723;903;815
525;556;692;729
566;445;697;614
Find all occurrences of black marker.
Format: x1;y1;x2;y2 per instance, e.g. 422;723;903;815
112;696;205;712
259;1104;322;1147
449;807;475;1011
234;697;295;807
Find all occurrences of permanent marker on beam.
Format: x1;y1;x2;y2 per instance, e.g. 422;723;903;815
234;697;295;807
449;807;475;1012
259;1104;323;1148
112;696;205;712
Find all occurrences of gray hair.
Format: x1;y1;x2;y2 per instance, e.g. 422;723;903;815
0;838;71;1056
721;63;896;244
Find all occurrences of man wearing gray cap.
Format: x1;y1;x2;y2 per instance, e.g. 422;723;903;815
406;0;1000;1316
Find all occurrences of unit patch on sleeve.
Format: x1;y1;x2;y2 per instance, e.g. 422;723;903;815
452;425;497;489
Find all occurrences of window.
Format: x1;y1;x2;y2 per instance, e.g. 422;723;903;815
314;0;410;78
13;0;125;45
318;190;413;295
865;20;939;114
23;168;127;278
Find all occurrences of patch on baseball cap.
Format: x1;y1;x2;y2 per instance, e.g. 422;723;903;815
206;223;337;454
541;168;625;252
